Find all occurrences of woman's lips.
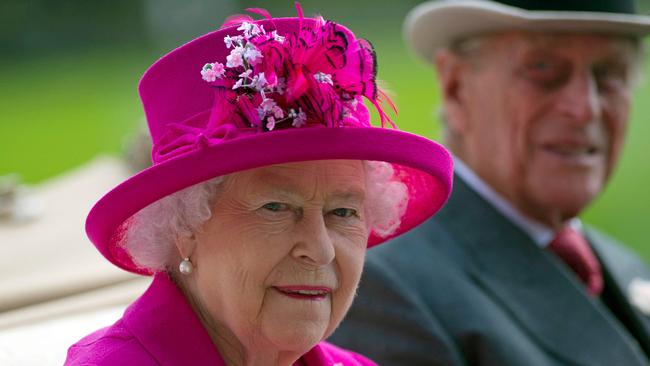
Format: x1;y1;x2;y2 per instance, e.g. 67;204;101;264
273;285;331;301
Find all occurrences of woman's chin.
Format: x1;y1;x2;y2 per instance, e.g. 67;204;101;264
262;318;330;353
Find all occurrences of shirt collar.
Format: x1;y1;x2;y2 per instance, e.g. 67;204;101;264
453;156;581;247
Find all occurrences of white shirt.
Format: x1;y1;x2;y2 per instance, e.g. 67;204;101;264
453;156;581;248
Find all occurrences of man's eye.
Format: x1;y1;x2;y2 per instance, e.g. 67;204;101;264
262;202;286;212
520;59;569;89
594;63;629;88
530;61;551;71
331;208;358;218
525;60;557;77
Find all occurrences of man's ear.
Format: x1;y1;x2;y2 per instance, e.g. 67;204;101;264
434;49;470;134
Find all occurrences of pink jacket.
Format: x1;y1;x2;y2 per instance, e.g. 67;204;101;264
65;273;376;365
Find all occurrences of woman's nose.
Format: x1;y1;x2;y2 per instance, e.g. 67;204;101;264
290;211;336;267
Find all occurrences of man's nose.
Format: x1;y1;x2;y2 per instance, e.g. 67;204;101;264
557;70;602;126
290;210;336;267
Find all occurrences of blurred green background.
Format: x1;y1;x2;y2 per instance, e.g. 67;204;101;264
1;0;648;257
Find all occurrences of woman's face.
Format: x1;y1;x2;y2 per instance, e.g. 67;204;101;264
187;160;369;359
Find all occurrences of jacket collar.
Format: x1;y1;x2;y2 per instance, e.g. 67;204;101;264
589;230;650;355
123;273;226;365
435;176;649;366
453;156;555;246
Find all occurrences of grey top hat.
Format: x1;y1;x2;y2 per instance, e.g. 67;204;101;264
405;0;650;62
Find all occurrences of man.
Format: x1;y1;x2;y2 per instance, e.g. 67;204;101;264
330;1;650;365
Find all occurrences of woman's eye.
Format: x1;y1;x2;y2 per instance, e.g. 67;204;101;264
331;208;358;218
262;202;286;212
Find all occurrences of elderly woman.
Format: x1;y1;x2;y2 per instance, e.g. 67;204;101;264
65;6;452;366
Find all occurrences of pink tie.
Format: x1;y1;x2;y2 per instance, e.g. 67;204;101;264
548;227;603;297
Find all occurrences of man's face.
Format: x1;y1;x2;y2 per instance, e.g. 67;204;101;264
438;32;638;227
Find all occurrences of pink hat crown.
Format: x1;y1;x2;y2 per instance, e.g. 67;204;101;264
142;5;396;165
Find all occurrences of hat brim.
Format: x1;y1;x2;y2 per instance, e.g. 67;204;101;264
86;127;453;275
405;0;650;63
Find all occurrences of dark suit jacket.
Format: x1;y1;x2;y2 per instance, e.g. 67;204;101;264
331;176;650;366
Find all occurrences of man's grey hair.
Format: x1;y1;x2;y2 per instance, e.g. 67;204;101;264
446;33;645;74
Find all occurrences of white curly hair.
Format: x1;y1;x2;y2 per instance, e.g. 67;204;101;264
123;160;409;272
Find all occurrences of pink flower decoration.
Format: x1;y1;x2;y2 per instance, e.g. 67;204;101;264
259;98;276;113
266;117;276;131
226;47;245;68
212;63;225;77
291;108;307;128
276;77;286;94
272;106;284;119
201;62;226;82
201;69;217;82
198;4;396;134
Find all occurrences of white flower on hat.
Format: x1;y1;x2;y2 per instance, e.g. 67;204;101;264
271;30;285;43
244;45;263;65
276;77;286;95
224;34;244;49
314;72;333;85
290;108;307;128
232;78;244;90
250;72;267;91
237;21;262;38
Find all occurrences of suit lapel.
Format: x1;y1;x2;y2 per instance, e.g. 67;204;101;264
437;176;649;366
589;229;650;355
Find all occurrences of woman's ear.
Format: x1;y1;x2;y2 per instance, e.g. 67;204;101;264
434;49;470;134
174;234;197;262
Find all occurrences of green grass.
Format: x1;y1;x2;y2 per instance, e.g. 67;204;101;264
1;36;648;258
0;47;154;182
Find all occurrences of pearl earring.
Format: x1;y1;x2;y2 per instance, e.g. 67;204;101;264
179;257;193;275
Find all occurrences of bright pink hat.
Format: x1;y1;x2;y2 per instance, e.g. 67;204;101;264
86;7;454;275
